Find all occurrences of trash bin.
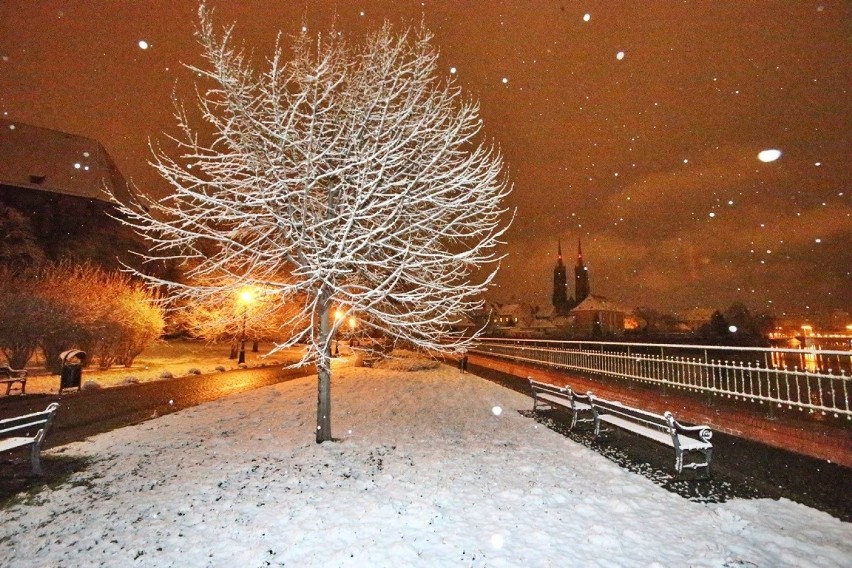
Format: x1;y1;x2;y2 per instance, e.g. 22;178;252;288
59;349;87;392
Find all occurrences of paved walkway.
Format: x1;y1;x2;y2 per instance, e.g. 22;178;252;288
470;353;852;468
0;365;315;448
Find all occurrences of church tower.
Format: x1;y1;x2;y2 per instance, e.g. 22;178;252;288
552;240;570;314
574;237;590;304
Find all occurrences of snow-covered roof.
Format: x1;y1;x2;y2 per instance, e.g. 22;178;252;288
570;294;629;314
0;119;133;204
535;305;556;319
492;303;532;318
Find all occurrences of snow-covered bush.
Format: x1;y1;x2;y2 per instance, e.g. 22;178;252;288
0;262;165;371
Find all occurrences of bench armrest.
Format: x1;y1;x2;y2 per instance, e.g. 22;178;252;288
663;411;712;442
0;365;28;378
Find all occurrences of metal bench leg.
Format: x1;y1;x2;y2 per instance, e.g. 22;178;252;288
30;443;43;476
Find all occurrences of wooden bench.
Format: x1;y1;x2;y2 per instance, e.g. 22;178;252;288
0;403;60;475
590;396;713;476
0;365;28;395
529;379;594;431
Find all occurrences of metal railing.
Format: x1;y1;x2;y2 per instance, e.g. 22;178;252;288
472;338;852;420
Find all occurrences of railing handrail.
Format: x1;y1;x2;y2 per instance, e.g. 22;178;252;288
472;337;851;419
475;337;852;359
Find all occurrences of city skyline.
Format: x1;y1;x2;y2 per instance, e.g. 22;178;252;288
1;1;849;315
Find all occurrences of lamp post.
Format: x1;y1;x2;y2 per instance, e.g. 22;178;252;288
238;289;253;364
333;309;344;357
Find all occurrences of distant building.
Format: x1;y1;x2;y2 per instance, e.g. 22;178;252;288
567;295;627;337
552;237;591;314
552;240;570;315
492;302;534;329
0;119;141;268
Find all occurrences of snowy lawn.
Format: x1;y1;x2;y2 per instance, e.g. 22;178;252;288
1;359;849;567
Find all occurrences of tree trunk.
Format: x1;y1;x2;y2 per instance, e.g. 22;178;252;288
316;294;333;443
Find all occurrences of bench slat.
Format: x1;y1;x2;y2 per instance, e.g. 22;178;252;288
0;437;35;453
536;392;573;408
598;415;675;447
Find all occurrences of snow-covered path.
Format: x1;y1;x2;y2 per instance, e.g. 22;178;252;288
1;357;849;567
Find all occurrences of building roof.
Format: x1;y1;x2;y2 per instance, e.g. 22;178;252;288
570;294;628;314
0;119;134;204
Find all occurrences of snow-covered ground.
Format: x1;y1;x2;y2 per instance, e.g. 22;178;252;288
2;357;849;567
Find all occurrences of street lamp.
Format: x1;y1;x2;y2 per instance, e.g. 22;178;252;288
333;309;344;357
238;289;253;364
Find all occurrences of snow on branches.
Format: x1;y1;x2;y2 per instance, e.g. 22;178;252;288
116;6;512;440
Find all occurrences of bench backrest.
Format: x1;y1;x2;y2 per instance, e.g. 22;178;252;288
528;379;566;399
592;397;674;436
0;403;59;440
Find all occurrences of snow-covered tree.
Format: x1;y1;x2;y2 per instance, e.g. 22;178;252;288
116;6;512;442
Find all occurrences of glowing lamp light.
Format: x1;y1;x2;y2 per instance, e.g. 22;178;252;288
348;316;357;330
334;309;344;322
758;149;782;162
238;289;253;304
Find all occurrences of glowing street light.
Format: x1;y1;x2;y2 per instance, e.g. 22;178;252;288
237;289;254;364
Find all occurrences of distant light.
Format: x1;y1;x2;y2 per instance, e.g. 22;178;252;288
728;325;738;333
616;51;625;60
583;13;591;22
138;40;149;50
450;67;457;74
758;149;782;162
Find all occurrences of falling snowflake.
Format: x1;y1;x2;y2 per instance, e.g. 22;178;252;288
583;14;591;22
758;149;782;162
502;77;508;84
616;51;625;60
492;406;503;416
138;40;149;50
450;67;457;74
